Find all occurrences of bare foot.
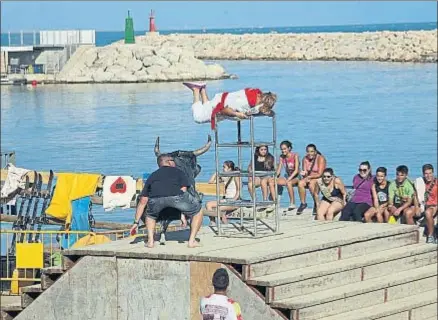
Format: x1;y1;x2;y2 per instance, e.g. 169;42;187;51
145;241;155;248
180;215;187;228
187;240;202;248
221;214;228;224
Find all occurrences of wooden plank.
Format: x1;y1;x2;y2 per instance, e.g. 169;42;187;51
1;169;223;196
83;221;349;263
190;261;221;319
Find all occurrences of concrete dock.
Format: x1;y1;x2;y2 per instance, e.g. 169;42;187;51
2;214;437;320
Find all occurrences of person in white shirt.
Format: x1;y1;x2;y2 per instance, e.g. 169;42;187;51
200;268;243;320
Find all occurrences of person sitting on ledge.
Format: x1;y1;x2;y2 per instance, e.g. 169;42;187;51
339;161;374;222
206;160;241;225
130;154;204;248
296;144;327;215
364;167;391;223
316;168;347;221
183;81;277;129
414;164;437;244
388;165;416;224
268;140;300;213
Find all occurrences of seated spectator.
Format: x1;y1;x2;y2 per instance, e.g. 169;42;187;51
364;167;391;223
415;164;437;244
316;168;346;221
206;161;240;225
388;165;416;224
297;144;327;215
268;140;299;212
248;145;274;202
340;161;374;222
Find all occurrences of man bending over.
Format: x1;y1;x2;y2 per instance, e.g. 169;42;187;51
183;82;277;129
131;154;203;248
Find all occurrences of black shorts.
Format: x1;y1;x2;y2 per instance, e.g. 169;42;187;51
146;192;202;220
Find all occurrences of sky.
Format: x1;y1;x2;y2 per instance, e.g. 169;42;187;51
1;1;437;32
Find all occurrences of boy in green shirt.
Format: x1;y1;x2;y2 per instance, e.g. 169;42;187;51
388;165;416;224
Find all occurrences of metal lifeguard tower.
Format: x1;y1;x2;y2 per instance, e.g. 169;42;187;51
213;114;281;238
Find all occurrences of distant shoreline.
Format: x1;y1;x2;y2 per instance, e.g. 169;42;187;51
1;22;437;47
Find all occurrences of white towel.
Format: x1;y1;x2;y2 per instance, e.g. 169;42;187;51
414;177;426;211
102;176;137;211
1;163;30;199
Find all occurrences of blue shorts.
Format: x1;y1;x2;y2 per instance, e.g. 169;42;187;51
146;192;202;220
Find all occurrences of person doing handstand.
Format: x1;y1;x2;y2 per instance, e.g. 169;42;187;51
183;82;277;129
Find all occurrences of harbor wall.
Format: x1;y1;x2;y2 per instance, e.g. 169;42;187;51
130;30;438;63
15;256;282;320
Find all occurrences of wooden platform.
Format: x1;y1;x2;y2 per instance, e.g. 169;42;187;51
8;213;437;320
64;215;418;265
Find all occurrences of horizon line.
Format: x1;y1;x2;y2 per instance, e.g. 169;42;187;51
2;21;437;34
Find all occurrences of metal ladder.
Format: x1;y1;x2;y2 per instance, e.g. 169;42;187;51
213;114;281;238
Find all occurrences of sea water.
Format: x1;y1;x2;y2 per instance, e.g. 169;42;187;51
1;60;437;224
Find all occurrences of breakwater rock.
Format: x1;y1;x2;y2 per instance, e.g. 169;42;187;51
57;43;229;83
131;30;437;63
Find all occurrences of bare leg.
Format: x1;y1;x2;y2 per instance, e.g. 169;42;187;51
375;208;384;223
188;87;201;104
326;201;343;221
298;179;307;204
269;177;287;201
317;200;330;221
268;178;276;201
383;208;390;222
364;207;377;223
248;177;261;200
180;214;187;227
146;217;156;248
308;180;320;210
286;178;298;206
425;207;437;236
200;87;210;104
188;210;204;248
404;207;415;225
206;200;217;224
261;178;269;201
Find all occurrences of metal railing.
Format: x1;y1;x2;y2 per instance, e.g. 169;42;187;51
0;228;146;293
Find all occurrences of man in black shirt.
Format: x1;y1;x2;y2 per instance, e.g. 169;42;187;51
131;154;203;248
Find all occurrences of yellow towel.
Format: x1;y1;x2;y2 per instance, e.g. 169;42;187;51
46;173;100;226
388;216;397;224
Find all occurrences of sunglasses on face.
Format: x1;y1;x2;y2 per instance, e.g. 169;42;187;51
323;175;332;179
359;169;368;173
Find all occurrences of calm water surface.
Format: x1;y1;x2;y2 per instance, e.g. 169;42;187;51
1;61;437;223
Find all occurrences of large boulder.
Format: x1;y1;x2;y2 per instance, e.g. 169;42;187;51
92;69;115;82
59;41;230;83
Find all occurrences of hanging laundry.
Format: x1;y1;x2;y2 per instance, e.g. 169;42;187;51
102;176;137;211
45;173;100;227
1;164;30;205
61;196;92;249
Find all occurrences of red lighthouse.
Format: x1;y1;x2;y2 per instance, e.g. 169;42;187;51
149;10;157;32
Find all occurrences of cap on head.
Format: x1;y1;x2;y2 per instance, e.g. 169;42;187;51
212;268;229;290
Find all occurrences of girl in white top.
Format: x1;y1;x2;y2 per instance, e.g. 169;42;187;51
206;161;241;225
